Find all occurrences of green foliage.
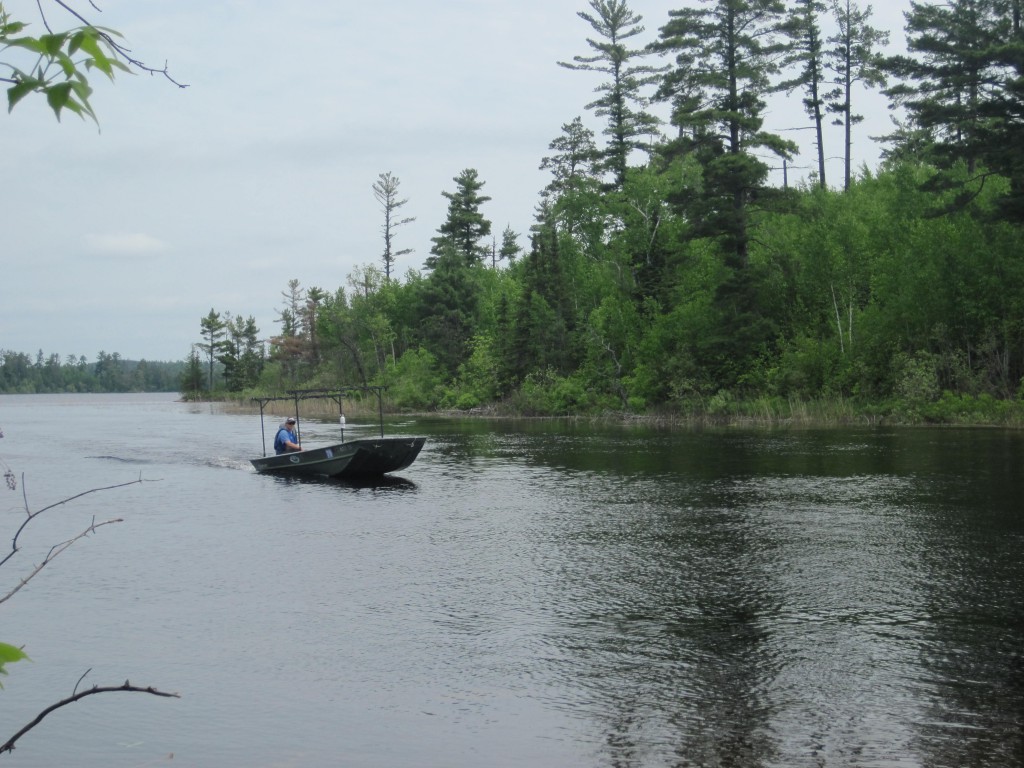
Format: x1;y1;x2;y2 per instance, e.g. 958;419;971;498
0;642;29;687
180;0;1024;426
428;169;492;268
383;348;444;410
414;247;482;376
916;391;1024;425
771;334;845;398
1;5;129;122
508;368;613;416
883;0;1024;220
0;349;183;394
446;334;501;410
559;0;665;189
652;0;797;266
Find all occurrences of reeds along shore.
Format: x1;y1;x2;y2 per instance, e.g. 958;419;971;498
211;392;1024;429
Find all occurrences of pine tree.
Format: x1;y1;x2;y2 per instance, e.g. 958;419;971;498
416;243;480;375
496;226;521;267
559;0;665;190
651;0;796;268
885;0;1002;175
197;309;226;392
824;0;889;190
507;216;574;384
781;0;830;188
180;347;204;396
429;169;492;268
539;117;604;235
372;171;415;281
218;314;263;392
884;0;1024;218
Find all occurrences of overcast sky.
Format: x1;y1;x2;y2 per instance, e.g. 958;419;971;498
2;0;912;362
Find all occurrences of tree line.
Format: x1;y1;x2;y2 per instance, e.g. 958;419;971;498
0;350;185;394
187;0;1024;424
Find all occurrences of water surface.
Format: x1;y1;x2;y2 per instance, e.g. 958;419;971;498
0;395;1020;767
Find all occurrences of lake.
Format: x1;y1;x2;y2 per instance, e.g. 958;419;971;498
0;393;1021;767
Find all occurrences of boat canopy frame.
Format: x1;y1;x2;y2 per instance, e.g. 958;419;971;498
252;386;388;457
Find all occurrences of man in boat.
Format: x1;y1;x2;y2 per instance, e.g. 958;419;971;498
274;417;301;454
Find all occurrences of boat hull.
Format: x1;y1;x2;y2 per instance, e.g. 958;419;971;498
251;437;425;478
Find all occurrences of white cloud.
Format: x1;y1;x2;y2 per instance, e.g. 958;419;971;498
83;232;171;257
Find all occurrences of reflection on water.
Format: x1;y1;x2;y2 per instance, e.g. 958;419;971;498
0;398;1021;767
265;473;420;493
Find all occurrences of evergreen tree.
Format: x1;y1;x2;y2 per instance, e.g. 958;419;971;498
781;0;831;188
372;171;415;280
429;169;492;268
272;280;307;380
885;0;1002;175
540;116;602;196
219;314;263;392
539;117;605;236
496;226;521;267
985;0;1024;219
197;309;226;392
304;287;326;366
180;347;204;396
885;0;1024;220
559;0;665;190
651;0;796;268
825;0;889;190
517;214;575;371
416;243;480;375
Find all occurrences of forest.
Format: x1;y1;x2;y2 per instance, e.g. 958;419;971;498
0;350;185;393
184;0;1024;424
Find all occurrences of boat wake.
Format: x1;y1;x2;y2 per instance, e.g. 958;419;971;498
86;455;152;464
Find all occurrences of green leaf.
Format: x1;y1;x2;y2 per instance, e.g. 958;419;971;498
0;643;28;665
0;642;29;686
68;29;85;55
56;51;76;78
46;82;73;120
73;29;115;78
4;35;48;54
39;32;69;57
0;20;28;36
6;77;41;113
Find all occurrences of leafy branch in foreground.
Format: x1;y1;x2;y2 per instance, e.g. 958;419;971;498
0;643;29;688
0;0;187;122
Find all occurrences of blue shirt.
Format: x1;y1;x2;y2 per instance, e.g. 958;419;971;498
274;426;298;454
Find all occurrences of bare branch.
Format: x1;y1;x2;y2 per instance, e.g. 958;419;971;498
0;516;124;606
0;680;180;755
1;476;148;571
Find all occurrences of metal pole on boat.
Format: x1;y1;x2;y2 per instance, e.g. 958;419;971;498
336;391;346;443
259;401;267;457
377;387;384;438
